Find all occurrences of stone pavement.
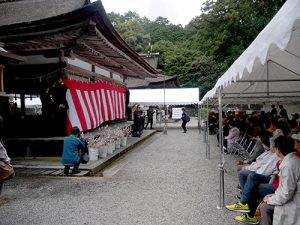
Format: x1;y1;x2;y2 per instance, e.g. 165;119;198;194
10;118;199;177
11;129;157;177
1;119;244;225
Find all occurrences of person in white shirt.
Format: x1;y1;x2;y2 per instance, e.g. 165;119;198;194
238;134;280;188
225;120;240;152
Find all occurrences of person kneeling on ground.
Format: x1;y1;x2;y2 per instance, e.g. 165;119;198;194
61;126;86;175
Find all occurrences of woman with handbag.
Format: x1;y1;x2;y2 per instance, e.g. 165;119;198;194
0;141;14;195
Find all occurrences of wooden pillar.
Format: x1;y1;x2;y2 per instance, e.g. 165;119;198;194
0;64;5;92
20;92;25;116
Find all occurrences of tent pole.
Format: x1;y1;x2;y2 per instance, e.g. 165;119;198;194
163;75;167;135
203;102;207;143
206;100;210;159
217;86;225;209
267;60;270;97
199;104;202;134
198;103;200;130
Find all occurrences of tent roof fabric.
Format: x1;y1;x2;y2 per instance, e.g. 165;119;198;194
200;0;300;105
129;88;199;106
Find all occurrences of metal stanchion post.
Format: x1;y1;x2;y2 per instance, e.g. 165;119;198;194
217;86;225;209
203;119;207;143
163;75;167;135
163;106;167;135
199;104;202;134
206;101;210;159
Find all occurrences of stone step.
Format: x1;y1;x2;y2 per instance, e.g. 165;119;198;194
14;168;90;177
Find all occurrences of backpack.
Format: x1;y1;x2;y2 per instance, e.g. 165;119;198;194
185;115;190;122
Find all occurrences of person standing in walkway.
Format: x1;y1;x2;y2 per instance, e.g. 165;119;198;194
145;106;154;129
181;108;188;133
61;126;85;175
133;105;143;137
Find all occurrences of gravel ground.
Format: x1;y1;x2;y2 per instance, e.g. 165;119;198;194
0;129;244;225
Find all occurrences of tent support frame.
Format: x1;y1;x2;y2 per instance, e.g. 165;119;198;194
217;86;225;209
206;100;210;159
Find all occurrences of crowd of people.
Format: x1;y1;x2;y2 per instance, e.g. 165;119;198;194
208;105;300;225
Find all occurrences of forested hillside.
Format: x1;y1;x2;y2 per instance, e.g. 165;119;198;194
107;0;285;97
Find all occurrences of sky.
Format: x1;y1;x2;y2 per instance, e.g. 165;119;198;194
97;0;207;26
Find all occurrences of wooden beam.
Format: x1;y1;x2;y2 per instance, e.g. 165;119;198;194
75;41;141;78
0;64;4;92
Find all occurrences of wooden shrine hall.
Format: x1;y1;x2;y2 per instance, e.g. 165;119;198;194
0;0;159;155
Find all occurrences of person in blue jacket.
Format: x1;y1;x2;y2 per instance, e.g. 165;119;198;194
61;126;85;175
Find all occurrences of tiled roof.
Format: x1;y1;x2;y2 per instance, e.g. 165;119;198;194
0;0;87;26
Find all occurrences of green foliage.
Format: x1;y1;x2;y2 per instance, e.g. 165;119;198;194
107;1;286;96
115;19;150;53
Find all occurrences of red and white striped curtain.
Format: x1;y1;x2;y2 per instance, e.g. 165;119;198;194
64;80;126;133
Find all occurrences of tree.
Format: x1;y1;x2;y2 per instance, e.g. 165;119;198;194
115;19;150;53
107;1;286;96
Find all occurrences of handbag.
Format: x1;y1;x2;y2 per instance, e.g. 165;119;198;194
0;160;14;180
81;152;89;164
255;201;263;217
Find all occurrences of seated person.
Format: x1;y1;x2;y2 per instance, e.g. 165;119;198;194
0;142;14;195
61;126;85;175
237;136;280;189
236;130;272;171
226;136;288;224
225;120;240;152
260;134;300;225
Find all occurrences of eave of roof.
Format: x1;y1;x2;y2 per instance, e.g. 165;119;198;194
0;50;26;62
0;0;158;79
0;0;87;26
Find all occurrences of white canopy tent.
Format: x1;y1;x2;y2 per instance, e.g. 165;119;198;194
200;0;300;106
198;0;300;208
129;88;199;106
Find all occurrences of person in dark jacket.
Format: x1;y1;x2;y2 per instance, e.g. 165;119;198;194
133;105;143;137
278;105;288;119
61;126;85;175
270;105;277;117
51;78;69;136
145;106;154;129
181;108;187;133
